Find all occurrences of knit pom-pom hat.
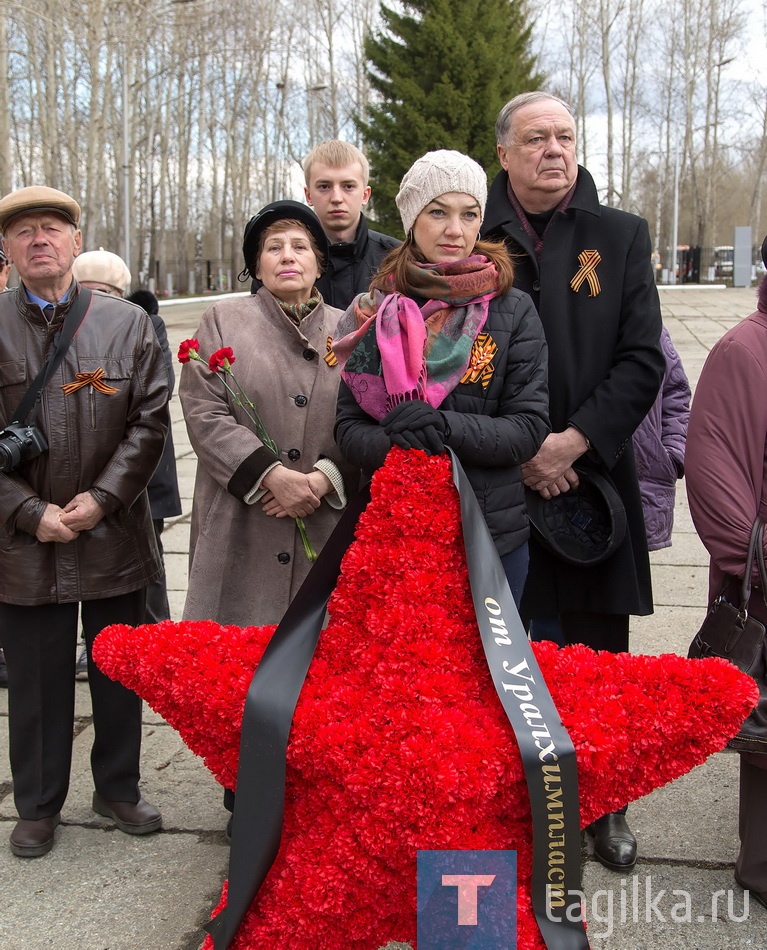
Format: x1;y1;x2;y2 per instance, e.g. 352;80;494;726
396;150;487;234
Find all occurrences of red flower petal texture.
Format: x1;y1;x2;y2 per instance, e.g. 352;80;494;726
177;338;200;364
208;347;235;372
94;449;758;950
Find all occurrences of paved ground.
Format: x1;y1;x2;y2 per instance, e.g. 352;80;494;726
2;286;766;949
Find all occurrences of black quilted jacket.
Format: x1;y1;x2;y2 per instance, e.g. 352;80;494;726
335;288;550;556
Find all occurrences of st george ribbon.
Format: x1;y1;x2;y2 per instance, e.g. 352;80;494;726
205;451;588;950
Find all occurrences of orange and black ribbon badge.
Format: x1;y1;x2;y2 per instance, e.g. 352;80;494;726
460;332;497;389
570;249;602;297
323;336;338;367
61;368;119;396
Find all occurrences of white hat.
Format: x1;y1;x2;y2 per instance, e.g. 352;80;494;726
72;249;131;295
395;150;488;234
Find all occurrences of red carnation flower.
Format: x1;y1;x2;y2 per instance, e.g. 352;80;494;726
177;338;200;363
208;347;235;372
181;337;315;560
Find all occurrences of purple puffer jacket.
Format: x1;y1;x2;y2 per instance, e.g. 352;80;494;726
632;326;691;550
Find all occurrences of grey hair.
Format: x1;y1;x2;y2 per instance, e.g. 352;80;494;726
495;92;575;146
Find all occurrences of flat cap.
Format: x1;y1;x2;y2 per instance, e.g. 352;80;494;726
0;186;81;232
73;249;131;295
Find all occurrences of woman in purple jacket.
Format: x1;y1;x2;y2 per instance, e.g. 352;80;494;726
686;237;767;910
632;326;690;551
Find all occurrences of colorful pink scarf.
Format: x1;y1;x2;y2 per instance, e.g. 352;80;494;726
332;255;499;420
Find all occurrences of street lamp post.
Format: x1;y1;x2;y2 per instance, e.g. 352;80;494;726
122;58;131;273
667;53;733;287
669;130;680;285
270;79;329;201
709;56;734;250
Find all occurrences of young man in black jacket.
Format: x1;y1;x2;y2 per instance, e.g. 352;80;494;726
303;140;399;309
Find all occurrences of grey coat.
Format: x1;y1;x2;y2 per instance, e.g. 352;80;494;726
180;288;357;626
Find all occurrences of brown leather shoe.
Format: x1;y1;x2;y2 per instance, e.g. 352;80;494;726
92;793;162;835
10;813;61;858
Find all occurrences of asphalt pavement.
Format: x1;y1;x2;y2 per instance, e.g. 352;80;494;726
2;285;766;950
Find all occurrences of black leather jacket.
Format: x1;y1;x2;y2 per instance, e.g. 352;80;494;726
0;283;169;605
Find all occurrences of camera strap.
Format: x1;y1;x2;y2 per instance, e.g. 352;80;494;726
11;287;93;425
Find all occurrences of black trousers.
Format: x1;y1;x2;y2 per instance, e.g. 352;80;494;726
528;610;630;654
145;519;171;625
526;610;630;818
0;591;146;819
736;753;767;892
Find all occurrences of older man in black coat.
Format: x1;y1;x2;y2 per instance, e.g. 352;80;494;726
482;91;664;872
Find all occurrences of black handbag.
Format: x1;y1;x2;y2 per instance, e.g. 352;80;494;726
688;518;767;753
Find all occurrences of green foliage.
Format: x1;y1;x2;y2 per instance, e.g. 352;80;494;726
359;0;542;236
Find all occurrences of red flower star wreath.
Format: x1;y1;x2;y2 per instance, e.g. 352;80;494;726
94;449;757;950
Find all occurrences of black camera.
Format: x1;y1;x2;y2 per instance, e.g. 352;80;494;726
0;423;49;473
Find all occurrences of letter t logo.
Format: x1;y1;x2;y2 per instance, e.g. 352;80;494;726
441;874;496;925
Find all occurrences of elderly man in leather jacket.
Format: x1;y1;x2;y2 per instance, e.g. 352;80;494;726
0;186;169;858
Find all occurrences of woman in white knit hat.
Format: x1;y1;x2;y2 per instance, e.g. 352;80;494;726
334;149;550;604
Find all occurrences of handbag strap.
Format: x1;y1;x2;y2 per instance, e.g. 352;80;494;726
11;287;93;425
737;518;764;614
757;521;767;607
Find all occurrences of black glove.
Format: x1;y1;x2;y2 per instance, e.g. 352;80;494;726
381;400;447;456
381;400;446;435
390;425;445;455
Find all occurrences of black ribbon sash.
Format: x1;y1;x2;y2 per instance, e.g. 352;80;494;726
206;452;588;949
450;450;588;949
204;484;372;950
